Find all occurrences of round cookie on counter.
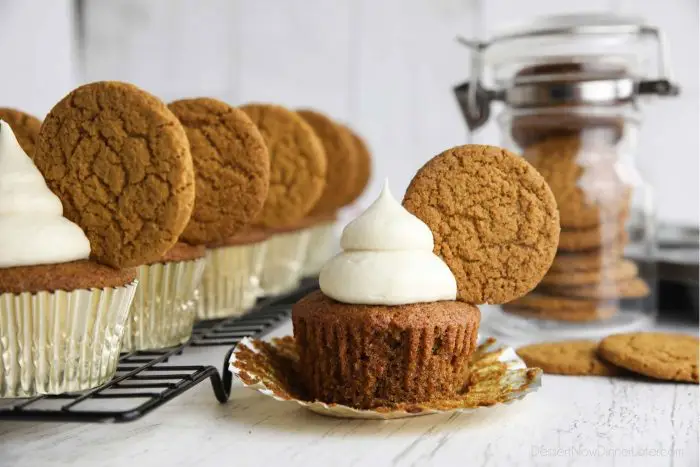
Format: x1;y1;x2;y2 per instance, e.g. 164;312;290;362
598;332;699;383
0;107;41;155
0;120;138;397
32;81;196;269
403;144;560;304
517;340;623;376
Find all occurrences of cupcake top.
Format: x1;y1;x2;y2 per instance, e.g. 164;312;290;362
0;121;90;268
319;180;457;305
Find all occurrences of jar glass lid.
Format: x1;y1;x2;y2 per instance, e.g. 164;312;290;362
481;13;661;84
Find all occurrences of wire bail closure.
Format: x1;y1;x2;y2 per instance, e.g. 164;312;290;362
454;22;680;131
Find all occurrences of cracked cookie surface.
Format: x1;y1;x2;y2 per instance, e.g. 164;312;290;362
0;107;42;155
241;104;326;228
517;340;622;376
403;145;560;304
169;98;269;245
297;109;357;215
32;81;195;268
598;332;699;382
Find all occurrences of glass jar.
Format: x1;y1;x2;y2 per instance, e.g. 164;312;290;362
455;14;679;339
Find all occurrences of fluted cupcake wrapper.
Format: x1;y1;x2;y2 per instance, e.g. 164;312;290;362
196;241;267;320
122;259;206;352
260;230;311;297
0;281;138;398
230;336;542;420
301;222;337;278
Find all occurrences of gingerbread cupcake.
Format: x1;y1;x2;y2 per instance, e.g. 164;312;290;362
0;120;138;397
121;242;206;350
293;181;479;408
241;104;327;296
168;98;271;320
32;81;200;352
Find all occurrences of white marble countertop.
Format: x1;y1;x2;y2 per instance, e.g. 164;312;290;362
1;311;698;467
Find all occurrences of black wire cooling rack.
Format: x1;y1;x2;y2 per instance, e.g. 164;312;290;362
0;279;318;424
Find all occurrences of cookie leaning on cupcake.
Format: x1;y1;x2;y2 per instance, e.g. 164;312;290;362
297;110;373;278
0;118;138;397
292;144;560;409
168;98;271;321
241;104;328;297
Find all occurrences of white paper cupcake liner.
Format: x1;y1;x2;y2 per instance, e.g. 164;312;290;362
301;222;337;278
0;281;138;398
122;259;206;351
230;335;541;420
196;241;267;320
260;230;311;297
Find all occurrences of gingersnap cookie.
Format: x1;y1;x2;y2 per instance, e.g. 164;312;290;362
523;135;631;229
598;332;699;383
403;144;560;304
517;340;623;376
504;304;617;322
168;98;269;245
558;224;628;252
241;104;326;228
550;247;624;272
33;81;195;268
0;107;42;155
297;109;357;215
540;259;638;286
546;277;650;300
506;293;617;315
341;125;372;206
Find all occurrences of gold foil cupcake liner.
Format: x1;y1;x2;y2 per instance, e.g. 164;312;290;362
122;259;206;351
260;230;311;297
230;336;541;420
302;222;337;278
197;241;267;320
0;281;138;398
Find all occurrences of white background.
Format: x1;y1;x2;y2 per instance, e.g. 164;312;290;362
0;0;697;226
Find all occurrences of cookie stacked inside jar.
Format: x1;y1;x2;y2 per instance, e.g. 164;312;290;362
499;63;654;327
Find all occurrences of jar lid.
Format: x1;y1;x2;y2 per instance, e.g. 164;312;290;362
484;14;655;73
455;13;679;130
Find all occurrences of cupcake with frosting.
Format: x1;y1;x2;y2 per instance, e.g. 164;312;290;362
0;121;137;397
292;181;480;408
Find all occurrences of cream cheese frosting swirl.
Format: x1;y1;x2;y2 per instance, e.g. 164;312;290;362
319;180;457;305
0;120;91;268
